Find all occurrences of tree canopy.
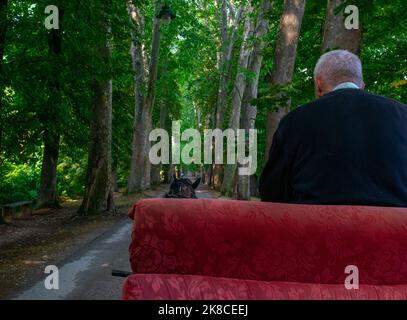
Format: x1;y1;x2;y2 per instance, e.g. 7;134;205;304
0;0;406;211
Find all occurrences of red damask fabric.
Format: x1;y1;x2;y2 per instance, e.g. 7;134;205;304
128;199;407;286
122;274;407;300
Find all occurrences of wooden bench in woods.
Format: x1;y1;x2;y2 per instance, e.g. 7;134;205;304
0;201;33;221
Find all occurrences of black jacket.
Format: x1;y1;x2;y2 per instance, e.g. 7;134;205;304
259;89;407;207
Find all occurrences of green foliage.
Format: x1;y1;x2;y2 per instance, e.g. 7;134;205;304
56;156;87;199
0;160;41;204
0;156;88;204
1;0;406;204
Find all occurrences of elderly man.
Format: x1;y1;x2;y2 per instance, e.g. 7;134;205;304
259;50;407;207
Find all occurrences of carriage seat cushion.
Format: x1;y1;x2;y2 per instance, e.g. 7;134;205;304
122;274;407;300
128;199;407;286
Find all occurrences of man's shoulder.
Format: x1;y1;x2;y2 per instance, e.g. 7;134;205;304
281;89;407;127
349;89;407;107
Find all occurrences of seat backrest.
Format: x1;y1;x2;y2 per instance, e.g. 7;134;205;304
129;199;407;285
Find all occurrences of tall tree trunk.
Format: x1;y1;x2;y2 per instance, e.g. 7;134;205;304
150;165;160;186
128;0;161;193
37;9;64;209
250;174;259;197
237;0;271;200
212;1;243;190
37;131;60;208
321;0;362;54
214;0;230;130
221;12;254;196
151;102;167;186
265;0;305;159
167;164;175;183
78;2;113;216
143;8;161;188
112;171;119;192
127;1;148;193
207;111;215;187
128;107;151;192
215;5;244;129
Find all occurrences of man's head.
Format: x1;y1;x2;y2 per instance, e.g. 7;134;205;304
313;50;365;98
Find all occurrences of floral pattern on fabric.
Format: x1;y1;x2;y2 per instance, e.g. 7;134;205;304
122;274;407;300
128;199;407;286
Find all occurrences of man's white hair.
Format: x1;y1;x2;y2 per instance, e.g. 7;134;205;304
314;50;363;88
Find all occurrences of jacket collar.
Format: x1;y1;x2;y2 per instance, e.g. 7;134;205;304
333;82;360;91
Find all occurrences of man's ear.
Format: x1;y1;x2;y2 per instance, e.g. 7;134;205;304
316;77;324;98
192;177;201;190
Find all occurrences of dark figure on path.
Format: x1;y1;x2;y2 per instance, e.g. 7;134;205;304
165;175;201;199
260;50;407;207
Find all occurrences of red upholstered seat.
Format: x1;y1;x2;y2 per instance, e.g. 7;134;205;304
123;274;407;300
123;199;407;300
